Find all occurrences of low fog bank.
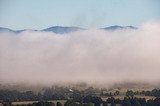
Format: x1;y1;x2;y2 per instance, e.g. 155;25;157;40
0;21;160;87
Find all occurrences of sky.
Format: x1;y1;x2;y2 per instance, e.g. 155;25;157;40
0;0;160;30
0;0;160;86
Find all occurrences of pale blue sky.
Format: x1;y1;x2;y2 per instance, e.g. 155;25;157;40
0;0;160;30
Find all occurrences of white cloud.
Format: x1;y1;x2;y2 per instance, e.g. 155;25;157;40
0;21;160;86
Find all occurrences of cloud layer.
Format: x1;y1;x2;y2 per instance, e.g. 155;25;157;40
0;21;160;86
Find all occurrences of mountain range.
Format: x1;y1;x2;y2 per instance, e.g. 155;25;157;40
0;25;137;34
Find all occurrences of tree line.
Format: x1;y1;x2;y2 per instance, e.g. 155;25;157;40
2;96;160;106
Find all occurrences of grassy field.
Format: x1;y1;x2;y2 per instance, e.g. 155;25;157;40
12;101;39;105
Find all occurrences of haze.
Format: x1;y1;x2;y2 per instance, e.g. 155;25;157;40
0;21;160;87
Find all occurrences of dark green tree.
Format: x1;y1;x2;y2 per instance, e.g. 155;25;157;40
102;101;108;106
126;90;134;97
130;98;141;106
122;98;131;106
146;99;154;106
57;102;62;106
83;95;102;106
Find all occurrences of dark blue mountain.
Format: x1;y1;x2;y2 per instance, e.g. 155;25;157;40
42;26;84;34
0;25;137;34
15;29;38;33
0;27;14;32
0;28;37;33
102;25;137;31
0;26;84;34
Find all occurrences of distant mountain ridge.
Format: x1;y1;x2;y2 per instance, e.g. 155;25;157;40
0;27;14;32
43;26;84;34
102;25;137;31
0;25;137;34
